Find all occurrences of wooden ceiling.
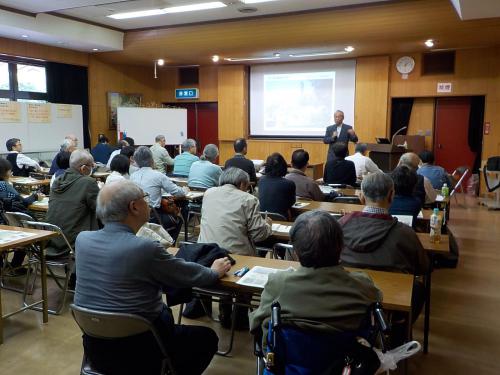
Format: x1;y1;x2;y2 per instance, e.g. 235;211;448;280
96;0;500;66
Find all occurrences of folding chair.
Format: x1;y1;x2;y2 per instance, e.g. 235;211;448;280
450;167;469;205
70;304;176;375
183;186;206;241
21;220;74;315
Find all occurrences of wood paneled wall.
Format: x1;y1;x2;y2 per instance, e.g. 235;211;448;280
408;98;435;150
218;65;248;141
156;66;218;103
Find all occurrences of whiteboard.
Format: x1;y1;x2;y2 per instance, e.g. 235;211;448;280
117;107;187;145
0;103;84;153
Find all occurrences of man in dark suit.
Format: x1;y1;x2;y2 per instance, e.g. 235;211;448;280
224;138;257;183
323;110;358;161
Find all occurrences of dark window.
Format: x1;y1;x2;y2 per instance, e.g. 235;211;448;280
422;51;455;75
178;67;199;85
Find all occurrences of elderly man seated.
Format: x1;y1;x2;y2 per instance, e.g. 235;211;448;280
398;152;437;205
173;138;199;176
74;180;232;375
198;167;272;256
250;210;381;351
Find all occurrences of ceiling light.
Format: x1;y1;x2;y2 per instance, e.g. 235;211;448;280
21;34;28;38
224;56;280;62
157;59;165;66
273;52;281;57
289;51;349;58
108;8;165;19
92;48;99;51
344;46;355;52
241;0;281;3
212;55;220;63
163;2;226;13
425;39;434;47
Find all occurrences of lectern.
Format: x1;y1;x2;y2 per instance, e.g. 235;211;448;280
367;144;406;172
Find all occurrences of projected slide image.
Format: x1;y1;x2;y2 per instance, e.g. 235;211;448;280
263;71;335;132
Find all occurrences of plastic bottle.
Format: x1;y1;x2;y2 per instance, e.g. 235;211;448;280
441;183;449;198
429;208;442;244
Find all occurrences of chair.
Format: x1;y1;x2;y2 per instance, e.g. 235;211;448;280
450;167;469;205
70;304;176;375
260;211;287;221
327;183;355;189
21;220;74;315
183;186;206;241
255;302;389;375
333;196;362;205
272;243;296;261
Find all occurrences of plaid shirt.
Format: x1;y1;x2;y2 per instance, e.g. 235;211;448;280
362;206;389;215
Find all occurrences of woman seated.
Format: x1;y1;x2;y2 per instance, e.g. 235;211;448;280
105;154;130;185
0;158;43;273
389;165;422;225
130;146;186;241
323;142;357;186
250;210;381;349
188;144;222;189
50;151;71;188
258;153;296;220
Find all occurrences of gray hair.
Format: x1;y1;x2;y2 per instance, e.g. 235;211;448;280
133;146;154;168
355;143;368;154
96;180;144;223
155;135;165;143
181;138;196;152
65;134;78;146
60;138;75;152
201;144;219;162
361;172;394;202
398;152;420;171
117;140;129;149
219;167;249;187
69;149;93;169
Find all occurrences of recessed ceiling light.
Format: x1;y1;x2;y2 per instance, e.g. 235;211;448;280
21;35;28;38
425;39;434;47
224;56;280;62
108;2;226;19
344;46;355;52
289;51;349;58
157;59;165;66
212;55;220;63
273;52;281;57
241;0;281;3
92;48;99;51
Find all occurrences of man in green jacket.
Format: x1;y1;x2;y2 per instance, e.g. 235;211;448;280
46;150;99;258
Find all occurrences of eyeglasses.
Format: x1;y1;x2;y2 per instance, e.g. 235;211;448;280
142;192;151;205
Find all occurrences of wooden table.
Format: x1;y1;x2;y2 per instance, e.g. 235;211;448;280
92;171;110;181
0;225;58;344
169;176;188;187
10;176;51;195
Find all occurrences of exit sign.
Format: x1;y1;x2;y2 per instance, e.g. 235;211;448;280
175;88;199;99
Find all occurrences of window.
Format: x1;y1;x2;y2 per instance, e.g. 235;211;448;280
0;58;47;102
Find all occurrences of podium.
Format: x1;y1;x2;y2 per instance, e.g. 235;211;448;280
367;144;406;172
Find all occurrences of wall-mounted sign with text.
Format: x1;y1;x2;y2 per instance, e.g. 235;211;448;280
175;88;199;100
437;82;453;93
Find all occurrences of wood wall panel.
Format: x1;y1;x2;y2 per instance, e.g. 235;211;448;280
0;37;88;66
156;66;218;103
354;56;390;143
88;56;158;143
408;98;435;150
218;65;248;141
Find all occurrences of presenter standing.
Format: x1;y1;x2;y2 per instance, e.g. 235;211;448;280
323;110;358;161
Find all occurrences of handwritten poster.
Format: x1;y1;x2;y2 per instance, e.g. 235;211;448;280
27;103;51;123
56;104;72;118
0;101;21;123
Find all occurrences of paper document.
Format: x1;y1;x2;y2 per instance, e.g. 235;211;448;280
187;192;204;199
292;202;310;208
272;224;291;233
319;185;334;194
417;211;424;219
435;194;445;202
0;230;36;245
31;197;49;206
392;215;413;227
236;266;296;288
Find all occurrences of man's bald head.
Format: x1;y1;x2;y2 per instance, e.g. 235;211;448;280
96;180;144;223
398;152;421;171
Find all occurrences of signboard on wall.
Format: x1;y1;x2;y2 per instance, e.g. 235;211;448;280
175;88;199;100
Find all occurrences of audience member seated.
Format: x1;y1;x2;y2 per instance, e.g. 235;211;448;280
198;168;272;256
258;153;296;220
0;158;43;274
224;138;257;183
398;152;437;205
285;149;323;201
173;138;199;176
418;150;452;190
346;143;382;182
49;136;77;175
50;151;71;188
389;166;422;224
250;210;381;347
150;134;174;173
339;172;429;324
91;135;114;165
46;150;99;258
188;144;222;189
5;138;41;176
130;146;186;241
323;142;357;186
106;154;130;185
74;180;231;375
120;146;139;175
106;139;129;169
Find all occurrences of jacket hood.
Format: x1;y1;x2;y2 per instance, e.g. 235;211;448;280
341;213;398;253
51;168;84;194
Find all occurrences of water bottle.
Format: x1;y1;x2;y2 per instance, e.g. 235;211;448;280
429;208;442;243
441;183;449;198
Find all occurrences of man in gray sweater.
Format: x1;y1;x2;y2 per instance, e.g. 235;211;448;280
74;180;232;375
